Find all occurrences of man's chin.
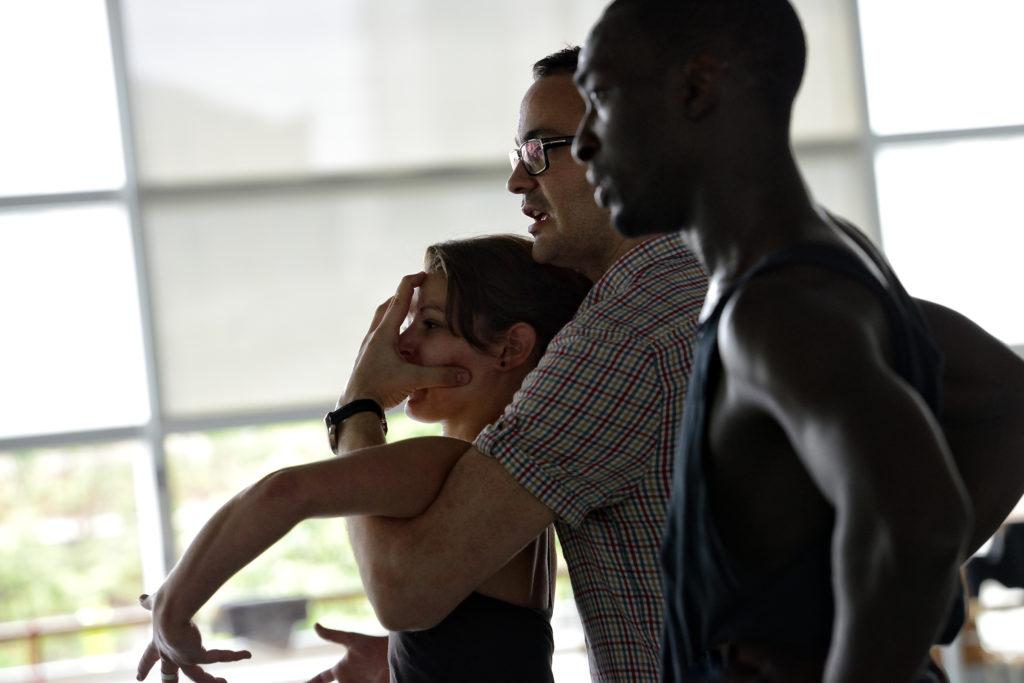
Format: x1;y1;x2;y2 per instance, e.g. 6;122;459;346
611;204;678;238
529;238;556;265
611;208;650;238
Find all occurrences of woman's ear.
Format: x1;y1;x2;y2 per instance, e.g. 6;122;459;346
497;323;537;371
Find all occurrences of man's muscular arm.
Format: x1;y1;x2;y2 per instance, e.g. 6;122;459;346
829;215;1024;551
918;299;1024;554
721;281;971;683
348;447;556;630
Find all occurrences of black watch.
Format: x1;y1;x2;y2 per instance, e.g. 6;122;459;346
325;399;387;451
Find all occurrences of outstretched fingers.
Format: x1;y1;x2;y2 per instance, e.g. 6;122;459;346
137;642;160;680
178;662;224;683
146;650;250;683
201;648;252;664
305;669;337;683
176;647;252;682
313;623;353;645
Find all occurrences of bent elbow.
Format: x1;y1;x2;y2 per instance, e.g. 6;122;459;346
363;562;450;631
375;602;444;632
248;468;308;522
369;581;447;632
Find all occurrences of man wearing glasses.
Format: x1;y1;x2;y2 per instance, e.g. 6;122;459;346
136;47;707;683
325;38;1024;683
324;47;706;682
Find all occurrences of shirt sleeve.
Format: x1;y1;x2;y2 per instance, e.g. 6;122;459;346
475;324;664;526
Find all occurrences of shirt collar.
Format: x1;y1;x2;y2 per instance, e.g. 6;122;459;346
584;233;693;307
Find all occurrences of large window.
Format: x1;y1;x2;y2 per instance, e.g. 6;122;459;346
1;1;1021;682
858;0;1024;348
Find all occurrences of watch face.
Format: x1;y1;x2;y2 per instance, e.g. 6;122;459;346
328;425;339;452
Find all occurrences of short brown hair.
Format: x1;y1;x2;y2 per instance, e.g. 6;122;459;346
532;46;581;80
425;234;591;358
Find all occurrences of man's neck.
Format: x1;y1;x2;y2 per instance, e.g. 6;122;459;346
708;175;821;266
683;164;830;313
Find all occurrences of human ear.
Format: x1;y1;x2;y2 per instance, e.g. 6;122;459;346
496;323;537;371
677;53;723;120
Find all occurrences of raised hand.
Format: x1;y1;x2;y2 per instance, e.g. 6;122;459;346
339;273;469;411
304;624;389;683
136;593;252;683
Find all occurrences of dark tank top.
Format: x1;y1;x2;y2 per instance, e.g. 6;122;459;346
659;241;963;681
388;591;554;682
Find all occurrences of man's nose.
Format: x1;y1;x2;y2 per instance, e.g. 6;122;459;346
506;157;538;195
572;115;598;163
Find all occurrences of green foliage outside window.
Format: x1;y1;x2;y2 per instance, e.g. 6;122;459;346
0;412;443;670
0;441;143;667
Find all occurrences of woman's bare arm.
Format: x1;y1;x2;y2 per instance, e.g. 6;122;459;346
136;436;468;680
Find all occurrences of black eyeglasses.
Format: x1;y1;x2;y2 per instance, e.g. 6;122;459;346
509;136;575;176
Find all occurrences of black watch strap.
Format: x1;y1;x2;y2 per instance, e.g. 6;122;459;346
325;398;388;436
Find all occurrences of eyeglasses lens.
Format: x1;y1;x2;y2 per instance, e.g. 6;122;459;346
521;140;546;174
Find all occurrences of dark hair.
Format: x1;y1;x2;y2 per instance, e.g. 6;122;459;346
609;0;806;121
424;234;591;358
532;46;581;80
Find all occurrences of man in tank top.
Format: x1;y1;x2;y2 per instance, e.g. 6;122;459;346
573;0;1024;681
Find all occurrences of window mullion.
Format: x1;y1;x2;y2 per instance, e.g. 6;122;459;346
105;0;176;582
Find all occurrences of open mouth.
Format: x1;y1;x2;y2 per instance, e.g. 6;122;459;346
523;206;550;233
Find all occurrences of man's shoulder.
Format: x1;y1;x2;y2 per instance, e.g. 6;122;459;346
718;271;894;393
624;233;704;278
573;239;705;341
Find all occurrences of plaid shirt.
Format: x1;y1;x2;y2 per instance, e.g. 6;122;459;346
476;233;706;681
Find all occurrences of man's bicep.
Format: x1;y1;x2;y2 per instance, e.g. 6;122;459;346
918;298;1024;551
347;446;555;630
426;447;557;572
725;291;952;506
918;298;1024;420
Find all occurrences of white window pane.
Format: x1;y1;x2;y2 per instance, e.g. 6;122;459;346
0;0;124;196
122;0;607;184
790;0;863;142
145;172;519;417
859;0;1024;135
876;136;1024;346
796;146;876;241
0;205;150;438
